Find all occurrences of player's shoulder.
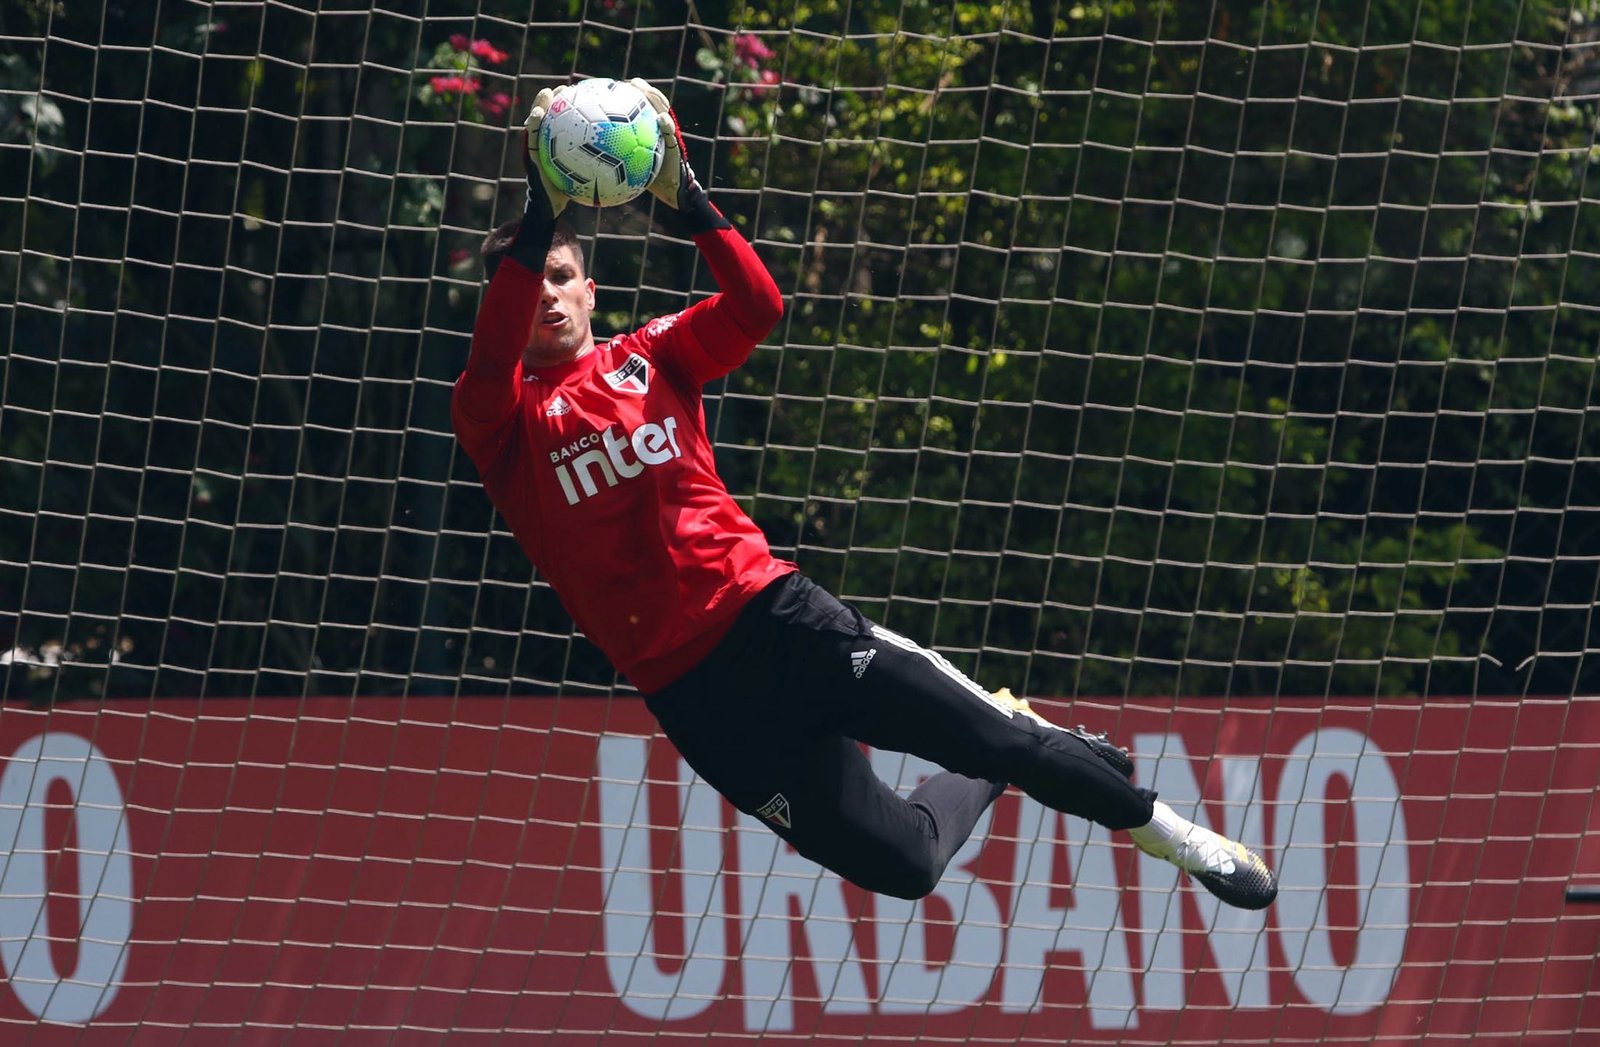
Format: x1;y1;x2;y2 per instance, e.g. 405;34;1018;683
612;311;686;354
603;313;688;366
639;311;684;340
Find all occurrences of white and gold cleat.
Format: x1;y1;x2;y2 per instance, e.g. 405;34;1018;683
1129;800;1278;911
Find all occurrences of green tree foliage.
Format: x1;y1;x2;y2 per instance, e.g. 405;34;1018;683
690;0;1598;698
2;1;1595;701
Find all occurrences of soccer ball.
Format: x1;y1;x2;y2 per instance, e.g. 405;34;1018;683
536;78;665;208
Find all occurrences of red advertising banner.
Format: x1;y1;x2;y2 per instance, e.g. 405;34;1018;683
0;695;1597;1045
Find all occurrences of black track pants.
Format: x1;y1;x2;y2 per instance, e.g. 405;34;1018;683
643;573;1156;900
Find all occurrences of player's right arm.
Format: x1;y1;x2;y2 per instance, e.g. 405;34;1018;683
452;92;571;457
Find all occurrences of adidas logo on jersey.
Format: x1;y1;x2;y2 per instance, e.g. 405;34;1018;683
851;649;876;678
545;395;572;416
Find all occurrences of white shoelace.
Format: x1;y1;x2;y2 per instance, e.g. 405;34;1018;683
1172;824;1237;876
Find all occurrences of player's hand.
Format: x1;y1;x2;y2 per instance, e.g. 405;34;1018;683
629;77;728;231
629;79;686;210
522;88;570;222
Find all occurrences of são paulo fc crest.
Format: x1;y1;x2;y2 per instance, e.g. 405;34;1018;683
603;353;650;394
756;793;791;829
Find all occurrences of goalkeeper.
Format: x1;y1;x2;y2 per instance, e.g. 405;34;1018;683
452;81;1277;910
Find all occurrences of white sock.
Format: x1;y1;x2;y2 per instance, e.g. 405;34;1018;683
1130;800;1187;846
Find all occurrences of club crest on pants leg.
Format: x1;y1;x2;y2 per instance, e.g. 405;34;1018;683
756;793;791;828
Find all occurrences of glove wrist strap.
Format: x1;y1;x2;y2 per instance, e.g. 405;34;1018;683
505;204;556;272
683;193;732;234
656;181;730;237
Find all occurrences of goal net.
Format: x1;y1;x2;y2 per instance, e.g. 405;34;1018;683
1;0;1598;1042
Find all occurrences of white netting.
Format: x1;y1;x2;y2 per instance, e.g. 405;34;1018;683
6;3;1596;704
2;2;1599;1038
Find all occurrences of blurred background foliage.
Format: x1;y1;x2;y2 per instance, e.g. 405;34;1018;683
2;0;1598;701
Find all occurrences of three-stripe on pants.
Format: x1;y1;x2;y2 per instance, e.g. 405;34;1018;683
644;573;1157;900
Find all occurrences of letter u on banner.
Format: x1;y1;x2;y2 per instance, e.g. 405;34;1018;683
596;735;727;1021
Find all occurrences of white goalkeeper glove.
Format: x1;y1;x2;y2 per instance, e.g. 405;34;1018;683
628;77;730;234
522;87;571;223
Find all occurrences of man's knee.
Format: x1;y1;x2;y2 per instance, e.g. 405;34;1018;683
857;854;942;900
840;837;945;899
792;829;943;899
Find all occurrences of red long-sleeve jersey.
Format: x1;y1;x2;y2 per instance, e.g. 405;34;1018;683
452;227;795;692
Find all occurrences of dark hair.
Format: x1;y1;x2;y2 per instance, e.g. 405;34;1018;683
480;218;583;279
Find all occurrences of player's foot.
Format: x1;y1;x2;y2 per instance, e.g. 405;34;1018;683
1064;723;1135;778
991;688;1134;778
1128;800;1278;910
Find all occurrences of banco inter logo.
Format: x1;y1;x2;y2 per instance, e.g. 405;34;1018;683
551;416;684;505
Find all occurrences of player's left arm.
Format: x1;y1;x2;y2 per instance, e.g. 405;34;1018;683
630;79;783;383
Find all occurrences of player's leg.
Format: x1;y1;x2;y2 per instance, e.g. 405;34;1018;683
769;575;1278;910
832;620;1155;825
854;628;1276;909
646;672;1003;899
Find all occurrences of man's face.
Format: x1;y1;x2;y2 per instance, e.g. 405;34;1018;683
524;243;595;366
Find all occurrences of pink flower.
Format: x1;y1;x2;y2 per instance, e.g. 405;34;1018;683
482;91;512;118
733;33;775;68
430;74;481;96
760;69;780;85
470;38;510;65
449;33;469;52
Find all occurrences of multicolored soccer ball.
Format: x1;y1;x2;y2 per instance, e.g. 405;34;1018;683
535;78;664;208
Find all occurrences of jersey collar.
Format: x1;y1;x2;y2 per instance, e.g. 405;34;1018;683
527;341;605;385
